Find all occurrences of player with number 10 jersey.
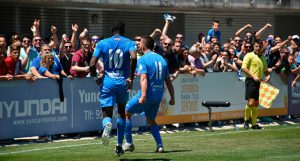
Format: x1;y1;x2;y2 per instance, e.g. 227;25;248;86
93;35;136;107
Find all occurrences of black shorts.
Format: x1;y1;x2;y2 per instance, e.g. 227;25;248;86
245;77;260;101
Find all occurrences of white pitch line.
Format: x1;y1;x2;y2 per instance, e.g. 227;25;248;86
1;125;299;156
0;143;100;156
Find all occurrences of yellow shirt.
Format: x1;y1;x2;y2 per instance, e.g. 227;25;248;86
241;52;267;79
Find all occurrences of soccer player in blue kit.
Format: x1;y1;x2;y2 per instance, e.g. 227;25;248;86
121;36;175;155
89;20;137;155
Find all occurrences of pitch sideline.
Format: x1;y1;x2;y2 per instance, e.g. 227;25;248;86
1;125;299;156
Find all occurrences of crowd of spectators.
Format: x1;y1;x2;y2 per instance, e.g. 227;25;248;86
0;16;300;85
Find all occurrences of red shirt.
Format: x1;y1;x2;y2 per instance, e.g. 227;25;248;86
70;49;90;78
4;56;22;75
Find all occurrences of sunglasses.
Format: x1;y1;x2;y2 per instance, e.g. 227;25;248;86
34;39;42;42
245;46;251;48
64;46;72;48
164;43;171;46
281;51;289;54
23;40;31;43
135;38;141;41
92;38;100;42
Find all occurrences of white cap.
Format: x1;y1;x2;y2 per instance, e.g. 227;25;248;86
292;35;299;40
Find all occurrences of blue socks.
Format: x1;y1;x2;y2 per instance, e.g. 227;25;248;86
150;124;163;147
124;119;133;144
117;118;126;146
102;117;112;128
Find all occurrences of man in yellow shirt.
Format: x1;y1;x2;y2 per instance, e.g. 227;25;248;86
241;39;271;130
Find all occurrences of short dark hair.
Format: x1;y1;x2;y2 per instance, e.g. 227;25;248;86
141;36;154;50
213;20;220;24
254;39;263;45
111;20;125;35
0;34;6;39
21;34;32;40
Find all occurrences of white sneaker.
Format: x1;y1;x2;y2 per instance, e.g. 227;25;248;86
155;146;164;153
102;122;112;146
122;142;135;152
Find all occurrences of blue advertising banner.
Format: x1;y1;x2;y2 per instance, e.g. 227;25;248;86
0;78;146;140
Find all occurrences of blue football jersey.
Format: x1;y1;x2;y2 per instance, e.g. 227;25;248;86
93;35;136;81
136;51;169;95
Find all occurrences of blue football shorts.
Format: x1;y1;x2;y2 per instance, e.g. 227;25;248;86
100;80;129;108
125;92;162;120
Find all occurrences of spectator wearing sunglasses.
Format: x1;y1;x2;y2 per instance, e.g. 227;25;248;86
160;38;179;81
236;43;253;69
59;41;74;76
21;35;42;73
91;35;100;52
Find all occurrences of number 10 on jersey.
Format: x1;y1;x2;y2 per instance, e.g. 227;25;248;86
109;49;124;69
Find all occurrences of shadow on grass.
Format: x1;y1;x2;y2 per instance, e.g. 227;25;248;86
120;159;171;161
136;149;192;154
